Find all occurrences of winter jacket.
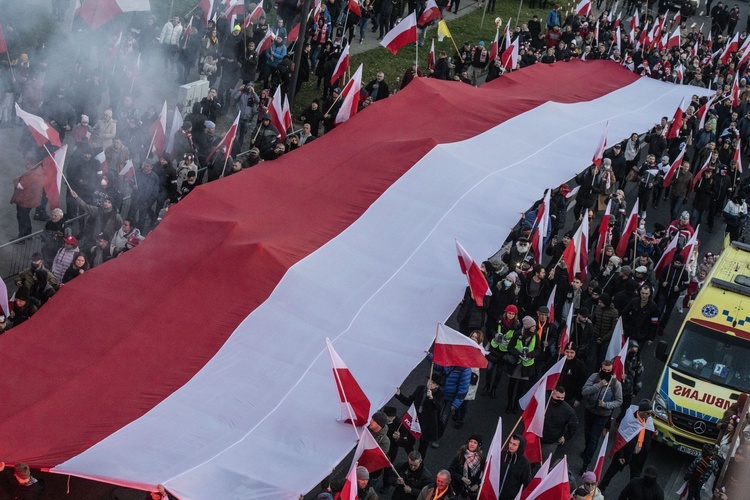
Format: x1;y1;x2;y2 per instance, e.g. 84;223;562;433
395;385;443;442
621;298;660;343
558;357;587;402
266;42;287;68
498;435;532;500
618;476;665;500
160;21;183;46
386;460;433;500
448;449;485;497
541;400;578;443
582;373;623;417
51;246;79;283
437;364;472;409
591;303;619;345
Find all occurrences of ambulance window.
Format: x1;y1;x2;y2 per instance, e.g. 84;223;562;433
735;275;750;288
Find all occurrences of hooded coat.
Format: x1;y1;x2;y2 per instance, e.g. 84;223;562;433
498;435;532;500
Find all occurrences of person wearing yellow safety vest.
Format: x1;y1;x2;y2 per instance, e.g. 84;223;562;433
505;316;542;414
482;305;520;399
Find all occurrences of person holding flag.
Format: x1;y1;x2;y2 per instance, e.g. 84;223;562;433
539;386;578;460
497;435;532;500
395;372;445;459
384;451;432;500
580;359;623;473
598;400;655;492
656;252;690;335
557;343;588;407
505;316;542;414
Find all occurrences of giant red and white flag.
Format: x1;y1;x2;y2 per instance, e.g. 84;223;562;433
269;86;291;141
326;338;371;427
522;381;546;464
665;97;684;140
680;224;700;263
338;461;359;500
654;232;681;276
592;122;609;166
456;238;491;306
335;64;363;125
615;199;639;258
15;104;62;147
434;323;489;368
0;63;708;500
207;112;240;163
331;44;351;85
595;199;612;263
519;356;565;410
401;403;422;439
77;0;150;29
556;304;573;356
41;145;67;211
477;417;503;500
593;431;609;480
576;0;592;16
524;456;570;500
662;142;687;187
519;453;552;500
351;427;392;473
561;212;589;282
419;0;442;25
148;101;168;159
610;405;655;456
529;189;551;264
380;12;417;55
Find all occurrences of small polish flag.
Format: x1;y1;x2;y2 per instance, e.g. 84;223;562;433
610;405;655;457
666;97;684;140
15;103;62;147
456;239;491;306
287;22;301;43
654;232;681;277
165;105;183;155
561;211;589;282
667;25;680;49
331;44;350;85
257;30;275;54
615;199;639;258
489;27;500;62
676;481;689;497
95;151;108;173
119;159;135;178
335;64;363;125
556;304;573;356
477;417;503;500
575;0;592;16
519;453;552;500
680;225;700;264
522;382;546;464
148;100;168;158
325;338;371;427
269;85;291;141
592;121;609;166
380;12;417;55
595;199;612;263
41;145;67;210
529;189;550;264
523;456;570;500
611;337;629;382
662;142;687;187
734;138;743;173
418;0;442;25
720;32;740;64
351;427;393;473
338;461;359;500
500;36;518;71
428;38;436;71
692;154;713;190
593;431;609;480
401;403;422;439
347;0;361;18
433;323;489;368
519;356;565;410
605;318;625;364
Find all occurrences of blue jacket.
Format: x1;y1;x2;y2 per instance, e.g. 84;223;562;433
546;9;561;28
266;43;287;68
436;363;472;409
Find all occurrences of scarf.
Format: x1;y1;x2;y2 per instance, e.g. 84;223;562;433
464;450;481;477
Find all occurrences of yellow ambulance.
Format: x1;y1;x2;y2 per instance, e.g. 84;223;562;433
652;241;750;456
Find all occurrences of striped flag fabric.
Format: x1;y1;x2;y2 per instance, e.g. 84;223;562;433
456;238;491;306
522;381;546;463
331;44;350;85
561;210;589;282
351;428;392;473
477;417;503;500
593;431;609;480
519;356;565;410
76;0;150;29
592;122;609;166
335;64;363;125
148;101;168;158
326;338;371;427
610;405;655;457
662;142;687;187
615;199;639;258
519;453;552;500
15;104;62;147
380;13;417;55
0;62;708;500
401;403;422;439
418;0;442;25
41;145;67;210
524;456;570;500
433;323;489;368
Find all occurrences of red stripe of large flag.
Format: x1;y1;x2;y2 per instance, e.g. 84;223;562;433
418;0;442;25
331;44;351;85
477;417;503;500
335;64;363;125
615;199;639;258
610;405;655;457
325;338;371;426
336;461;359;500
348;0;362;17
524;456;570;500
665;98;684;140
595;199;612;263
380;12;417;55
519;356;565;410
401;403;422;439
148;101;167;159
734;138;743;173
434;323;489;368
15;103;62;147
522;381;546;464
207;112;240;162
351;427;392;473
456;238;491;306
680;224;700;263
530;189;550;264
593;431;609;481
662;142;687;187
592;122;609;167
41;145;67;210
556;303;573;356
561;212;588;282
654;232;680;276
269;86;289;141
0;23;8;54
520;453;552;500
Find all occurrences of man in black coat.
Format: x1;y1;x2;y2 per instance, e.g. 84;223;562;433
395;373;445;460
618;466;664;500
385;451;433;500
498;435;532;500
540;386;579;460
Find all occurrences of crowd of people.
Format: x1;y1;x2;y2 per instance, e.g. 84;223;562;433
4;0;750;498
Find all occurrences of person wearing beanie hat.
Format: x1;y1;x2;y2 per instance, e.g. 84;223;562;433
354;466;378;499
484;303;520;399
579;471;604;500
447;434;485;496
592;291;619;367
505;316;541;413
51;234;81;283
619;465;664;499
656;252;689;335
540;386;578;461
15;252;59;295
9;288;38;327
535;305;558;372
569;307;593;366
580;359;623;474
558;343;587;406
90;232;114;268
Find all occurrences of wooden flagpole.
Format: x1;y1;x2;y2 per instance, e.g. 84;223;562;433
43;145;73;191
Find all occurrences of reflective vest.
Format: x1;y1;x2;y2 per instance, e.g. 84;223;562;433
491;323;516;352
513;335;537;368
